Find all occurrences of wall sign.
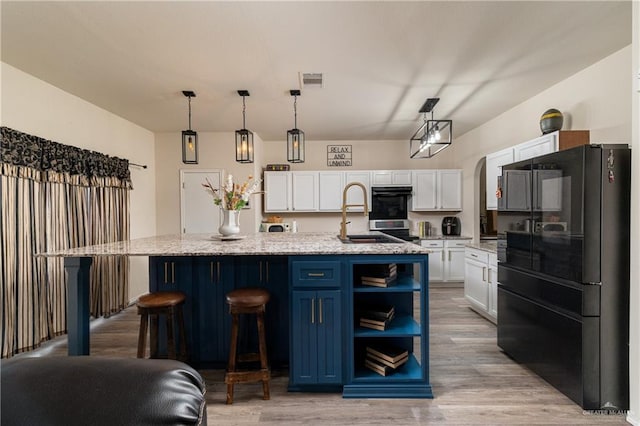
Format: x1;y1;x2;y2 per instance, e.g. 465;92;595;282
327;145;352;167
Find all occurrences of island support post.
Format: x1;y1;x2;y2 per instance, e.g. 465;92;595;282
64;257;93;355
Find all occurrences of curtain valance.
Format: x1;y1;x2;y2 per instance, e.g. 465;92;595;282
1;127;132;188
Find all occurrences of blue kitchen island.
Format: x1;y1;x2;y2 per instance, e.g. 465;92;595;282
45;232;432;398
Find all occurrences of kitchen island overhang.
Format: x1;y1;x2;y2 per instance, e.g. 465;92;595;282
40;232;433;398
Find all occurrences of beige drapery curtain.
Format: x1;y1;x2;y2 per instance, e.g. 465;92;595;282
1;127;131;358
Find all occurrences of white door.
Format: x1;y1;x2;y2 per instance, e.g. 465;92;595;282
438;170;462;210
345;171;371;212
445;248;467;281
180;169;223;234
515;132;558;161
411;170;437;210
264;172;291;212
421;240;444;282
371;170;393;185
464;258;488;310
392;170;412;185
319;171;344;211
488;256;498;320
486;148;514;210
292;172;319;211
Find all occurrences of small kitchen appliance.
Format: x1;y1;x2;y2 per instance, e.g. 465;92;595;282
441;216;460;236
259;222;291;232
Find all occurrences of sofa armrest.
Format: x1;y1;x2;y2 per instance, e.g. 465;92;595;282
1;356;207;426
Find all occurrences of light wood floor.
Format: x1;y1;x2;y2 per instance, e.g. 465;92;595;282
18;287;629;425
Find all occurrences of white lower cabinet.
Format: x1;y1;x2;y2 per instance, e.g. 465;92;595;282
464;247;497;323
421;240;444;282
488;253;498;319
421;239;470;282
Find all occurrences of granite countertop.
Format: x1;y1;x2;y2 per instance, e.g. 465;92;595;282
465;241;498;254
418;235;472;240
38;232;431;257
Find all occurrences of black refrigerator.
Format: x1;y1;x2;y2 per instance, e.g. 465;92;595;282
496;144;630;410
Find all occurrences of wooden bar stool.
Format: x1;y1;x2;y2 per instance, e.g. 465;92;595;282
224;287;271;405
136;291;187;361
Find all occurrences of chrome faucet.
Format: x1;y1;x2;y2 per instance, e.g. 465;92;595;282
340;182;369;239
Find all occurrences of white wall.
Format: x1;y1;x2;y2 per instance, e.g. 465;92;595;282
154;132;264;235
438;45;632;239
1;62;157;302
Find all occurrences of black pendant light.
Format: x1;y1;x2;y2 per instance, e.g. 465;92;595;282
409;97;452;159
287;89;305;163
181;90;198;164
235;90;254;163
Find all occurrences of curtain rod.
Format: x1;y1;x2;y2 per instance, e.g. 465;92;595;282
129;162;147;169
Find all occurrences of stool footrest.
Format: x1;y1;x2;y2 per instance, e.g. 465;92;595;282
224;369;270;385
237;353;261;363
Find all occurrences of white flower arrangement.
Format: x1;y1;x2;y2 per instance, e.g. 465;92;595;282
202;174;262;211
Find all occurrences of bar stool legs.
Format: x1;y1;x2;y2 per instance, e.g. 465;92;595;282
136;292;187;361
224;288;271;404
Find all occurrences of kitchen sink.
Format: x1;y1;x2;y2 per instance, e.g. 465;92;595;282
337;234;403;244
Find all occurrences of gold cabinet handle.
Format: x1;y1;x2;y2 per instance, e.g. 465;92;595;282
210;261;214;283
217;261;221;283
319;298;323;324
164;262;168;283
482;266;487;282
487;268;492;284
308;272;325;277
171;262;175;283
311;298;315;324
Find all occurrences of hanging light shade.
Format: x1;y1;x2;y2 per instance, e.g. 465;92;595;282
409;97;452;159
181;90;198;164
235;90;254;163
287;89;305;163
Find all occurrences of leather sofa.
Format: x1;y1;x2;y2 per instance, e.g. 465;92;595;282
1;356;207;426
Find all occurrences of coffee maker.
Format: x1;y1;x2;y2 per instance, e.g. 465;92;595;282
441;216;461;236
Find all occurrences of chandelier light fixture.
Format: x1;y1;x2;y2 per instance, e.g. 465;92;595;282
287;89;305;163
181;90;198;164
235;90;254;163
409;97;452;159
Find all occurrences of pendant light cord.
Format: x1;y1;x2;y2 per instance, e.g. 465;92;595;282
188;95;192;131
293;95;298;129
242;95;247;129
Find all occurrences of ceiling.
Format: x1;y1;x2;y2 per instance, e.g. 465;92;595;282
1;1;632;142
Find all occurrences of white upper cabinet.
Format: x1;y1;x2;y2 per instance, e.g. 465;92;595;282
345;171;371;212
411;170;437;210
438;170;462;210
486;147;515;211
514;132;558;162
318;171;345;212
411;170;462;211
371;170;412;186
486;132;560;211
292;171;319;211
264;171;291;212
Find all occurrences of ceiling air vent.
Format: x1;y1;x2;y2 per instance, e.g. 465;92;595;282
300;72;324;89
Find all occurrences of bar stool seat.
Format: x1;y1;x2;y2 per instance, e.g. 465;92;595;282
136;291;187;361
224;287;271;404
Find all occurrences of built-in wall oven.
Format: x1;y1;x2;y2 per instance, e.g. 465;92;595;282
369;186;418;242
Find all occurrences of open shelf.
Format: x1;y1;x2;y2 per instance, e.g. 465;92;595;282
352;353;423;381
345;256;432;399
354;315;420;337
353;275;420;292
